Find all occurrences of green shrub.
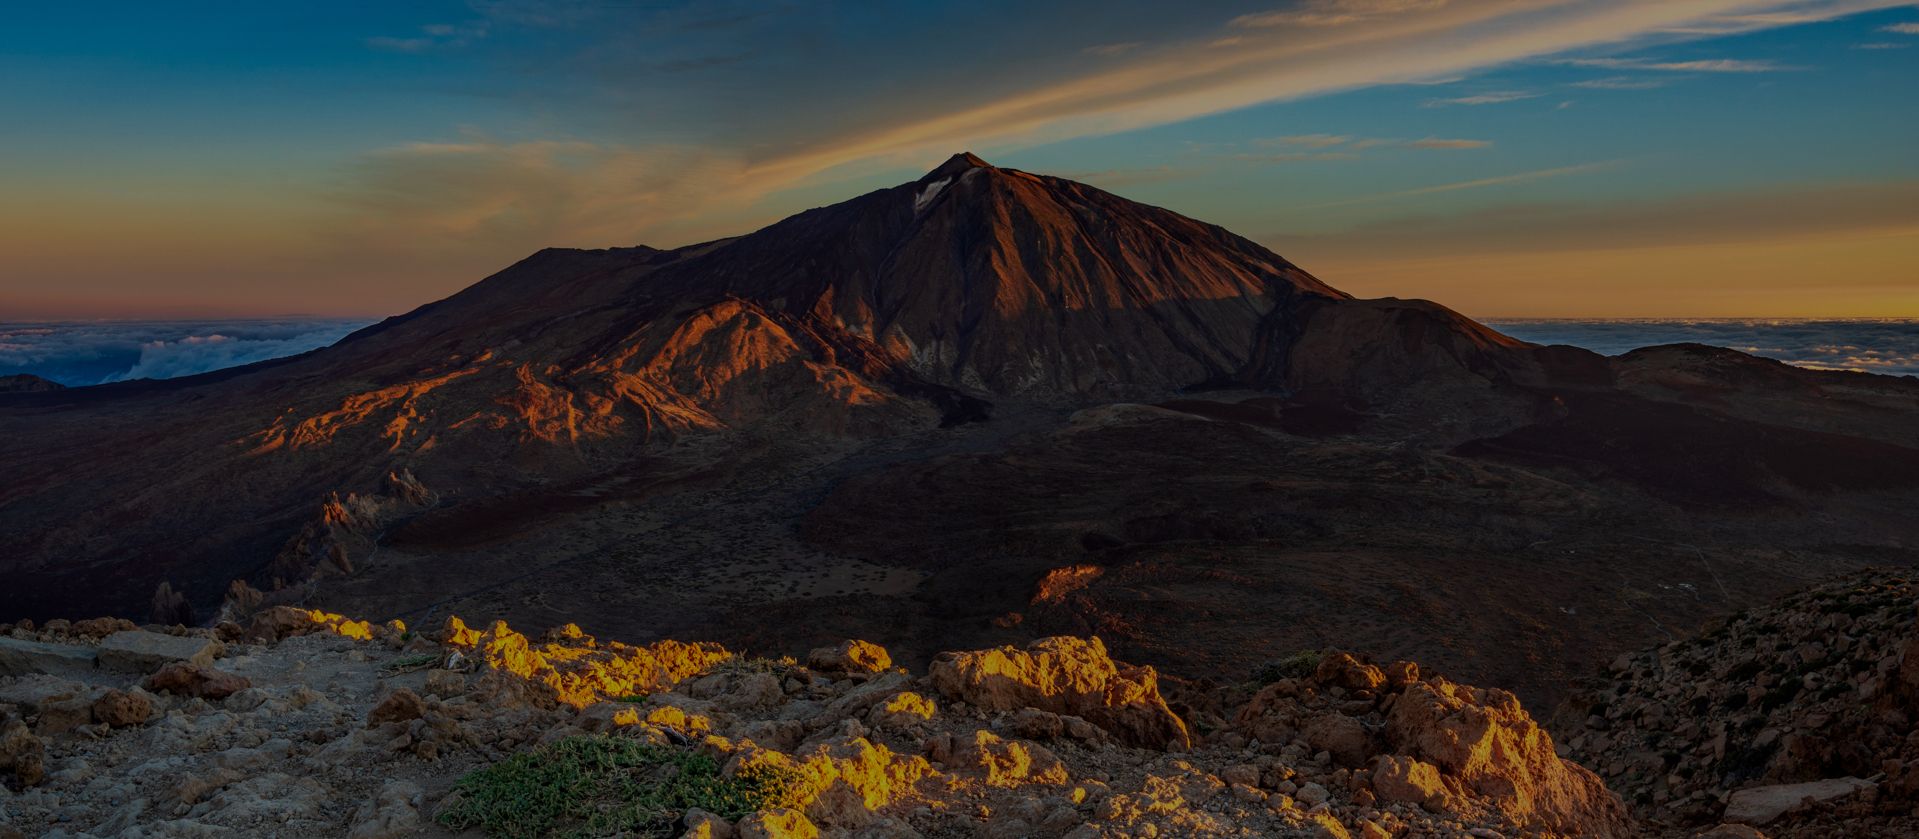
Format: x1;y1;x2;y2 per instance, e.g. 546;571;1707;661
436;735;808;839
1254;650;1324;684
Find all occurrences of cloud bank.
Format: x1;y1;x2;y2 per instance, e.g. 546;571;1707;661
0;319;373;386
1486;318;1919;376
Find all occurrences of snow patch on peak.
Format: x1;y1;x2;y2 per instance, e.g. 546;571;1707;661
914;177;952;213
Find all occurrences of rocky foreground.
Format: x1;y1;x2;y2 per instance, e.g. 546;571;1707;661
0;581;1910;839
1565;568;1919;837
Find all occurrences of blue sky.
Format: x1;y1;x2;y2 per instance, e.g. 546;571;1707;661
1;0;1915;318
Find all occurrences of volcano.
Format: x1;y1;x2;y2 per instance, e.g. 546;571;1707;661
4;154;1917;706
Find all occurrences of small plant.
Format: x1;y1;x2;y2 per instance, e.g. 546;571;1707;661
708;654;797;676
613;694;650;704
437;735;808;839
1253;649;1324;684
381;652;441;674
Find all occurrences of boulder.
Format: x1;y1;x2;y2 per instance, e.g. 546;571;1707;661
867;691;937;729
0;716;46;786
808;640;892;675
681;807;735;839
1372;755;1451;811
926;636;1191;750
1723;777;1875;826
927;729;1068;788
97;630;220;672
143;662;251;699
348;780;424;839
1315;652;1386;693
1304;712;1372;767
367;688;429;726
1385;679;1631;837
738;808;820;839
91;688;153;727
68;617;139;639
0;636;98;676
33;691;98;735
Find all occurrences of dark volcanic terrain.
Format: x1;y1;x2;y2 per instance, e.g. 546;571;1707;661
3;153;1917;713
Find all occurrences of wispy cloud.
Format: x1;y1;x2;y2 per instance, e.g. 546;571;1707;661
1084;42;1144;57
1570;76;1668;89
1232;0;1449;30
1554;57;1790;72
1254;134;1490;153
1854;41;1911;48
366;21;489;53
1238;151;1363;163
1406;137;1493;149
1881;22;1919;33
1304;161;1621;208
1423;90;1541;107
1055;166;1191;188
1263;134;1352;148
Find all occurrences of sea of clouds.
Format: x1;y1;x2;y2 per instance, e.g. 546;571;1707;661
2;317;1913;387
1486;319;1919;377
0;318;376;386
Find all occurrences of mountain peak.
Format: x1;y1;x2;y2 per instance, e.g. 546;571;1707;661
922;151;992;181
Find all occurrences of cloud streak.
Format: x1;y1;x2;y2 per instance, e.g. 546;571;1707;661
1569;76;1668;89
1231;0;1450;30
1553;57;1791;72
1302;161;1621;208
1423;90;1542;106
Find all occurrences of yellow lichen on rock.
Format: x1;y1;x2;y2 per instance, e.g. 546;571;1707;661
868;691;936;729
725;736;932;828
437;616;730;707
927;635;1191;750
245;605;394;643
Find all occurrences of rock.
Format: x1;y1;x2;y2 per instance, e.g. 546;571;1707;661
0;636;98;676
1695;825;1767;839
348;780;423;839
926;636;1191;750
868;691;937;729
367;688;429;726
682;807;735;839
808;640;892;674
1304;812;1352;839
1722;777;1875;826
1386;679;1631;837
720;673;784;710
68;617;139;639
423;669;466;698
1;717;47;786
1304;713;1372;767
97;630;220;672
33;691;97;735
1011;707;1065;740
90;689;153;727
1315;652;1387;693
739;807;822;839
1218;764;1260;787
1372;755;1450;811
143;661;252;699
925;729;1068;788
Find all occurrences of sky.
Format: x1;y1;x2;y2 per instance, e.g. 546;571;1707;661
1;0;1915;320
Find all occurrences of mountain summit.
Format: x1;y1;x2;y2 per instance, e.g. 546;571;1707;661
4;155;1916;686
